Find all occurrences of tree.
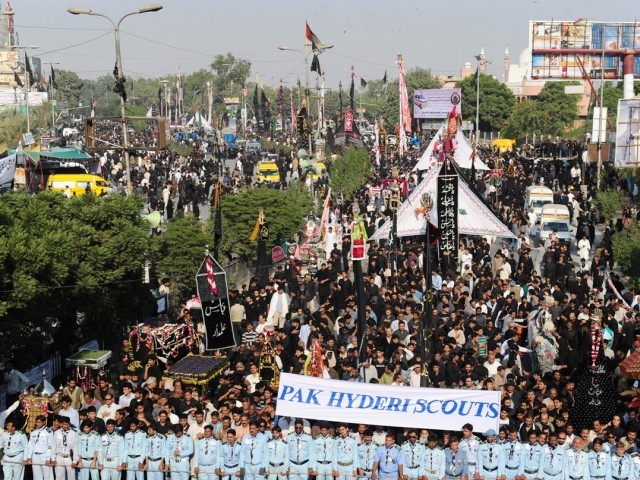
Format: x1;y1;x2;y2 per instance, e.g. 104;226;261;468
0;192;152;367
536;81;580;135
593;189;625;224
612;225;640;289
210;53;251;95
151;216;210;312
329;148;372;199
457;73;515;132
54;69;84;107
218;187;312;262
503;100;552;143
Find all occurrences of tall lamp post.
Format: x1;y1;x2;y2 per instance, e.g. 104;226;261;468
67;4;163;196
421;193;434;363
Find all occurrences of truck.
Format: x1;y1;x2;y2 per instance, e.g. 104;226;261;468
525;186;554;221
538;204;571;245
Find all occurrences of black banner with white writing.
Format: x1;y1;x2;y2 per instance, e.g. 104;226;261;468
195;255;236;350
437;174;459;263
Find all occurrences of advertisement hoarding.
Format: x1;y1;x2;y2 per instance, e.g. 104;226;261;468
413;88;461;119
529;20;640;80
615;99;640;168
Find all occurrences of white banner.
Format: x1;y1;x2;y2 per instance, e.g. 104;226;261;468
0;154;17;187
276;373;501;433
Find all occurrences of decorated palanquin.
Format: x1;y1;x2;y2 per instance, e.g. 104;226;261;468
165;355;229;393
130;323;198;364
21;377;60;433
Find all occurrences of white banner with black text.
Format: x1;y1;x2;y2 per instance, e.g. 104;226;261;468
276;373;501;433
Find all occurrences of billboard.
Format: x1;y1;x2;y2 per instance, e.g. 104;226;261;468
529;20;640;80
615;99;640;168
413;88;461;119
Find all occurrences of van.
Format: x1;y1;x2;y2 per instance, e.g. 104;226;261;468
257;162;280;183
525;186;553;221
308;162;327;181
47;174;111;196
491;138;516;153
538;204;571;245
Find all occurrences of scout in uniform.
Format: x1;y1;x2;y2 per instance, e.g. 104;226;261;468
286;419;314;480
422;434;445;480
459;424;480;478
372;434;404;480
0;420;29;480
539;432;566;480
164;424;194;480
77;420;100;480
98;419;125;480
586;439;610;480
399;430;423;480
265;426;289;480
609;442;633;480
26;415;54;480
52;416;79;480
123;423;147;480
143;423;165;480
357;430;377;480
443;436;468;480
195;425;220;480
332;424;358;480
240;421;269;480
217;429;242;480
518;431;544;480
563;437;590;480
313;424;334;480
502;429;522;480
476;429;504;480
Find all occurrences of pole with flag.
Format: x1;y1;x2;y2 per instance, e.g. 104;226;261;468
278;79;284;131
397;53;411;158
318;70;325;134
253;83;260;130
213;181;223;261
374;120;380;166
338;81;343;122
207;81;213;125
349;67;355;111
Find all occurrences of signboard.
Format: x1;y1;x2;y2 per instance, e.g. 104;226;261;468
40;136;51;151
22;132;35;146
529;20;640;79
224;97;240;105
195;255;236;350
615;98;640;168
271;246;285;264
592;107;608;144
413;88;461;119
437;174;459;262
276;373;501;433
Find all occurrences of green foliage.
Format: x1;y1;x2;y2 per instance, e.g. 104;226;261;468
593;189;625;223
55;69;84;107
219;187;312;261
329;148;372;199
457;74;515;132
0;104;54;145
536;81;581;134
210;53;251;95
0;192;152;367
503;100;552;143
151;216;210;311
612;225;640;289
167;139;194;157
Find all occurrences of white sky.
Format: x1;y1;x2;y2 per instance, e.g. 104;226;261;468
9;0;636;87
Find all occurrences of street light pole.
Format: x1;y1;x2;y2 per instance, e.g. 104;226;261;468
43;61;59;133
68;4;163;195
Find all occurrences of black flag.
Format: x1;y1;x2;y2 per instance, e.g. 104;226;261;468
360;77;368;88
253;84;260;127
14;70;23;88
382;70;387;84
51;66;58;89
310;54;321;74
338;81;343;119
349;75;355;110
25;53;34;86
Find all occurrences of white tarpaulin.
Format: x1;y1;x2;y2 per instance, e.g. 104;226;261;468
276;373;501;432
186;111;213;132
369;167;516;240
413;123;489;171
0;153;17;187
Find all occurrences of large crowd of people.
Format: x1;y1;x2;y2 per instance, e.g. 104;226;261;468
3;121;640;480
